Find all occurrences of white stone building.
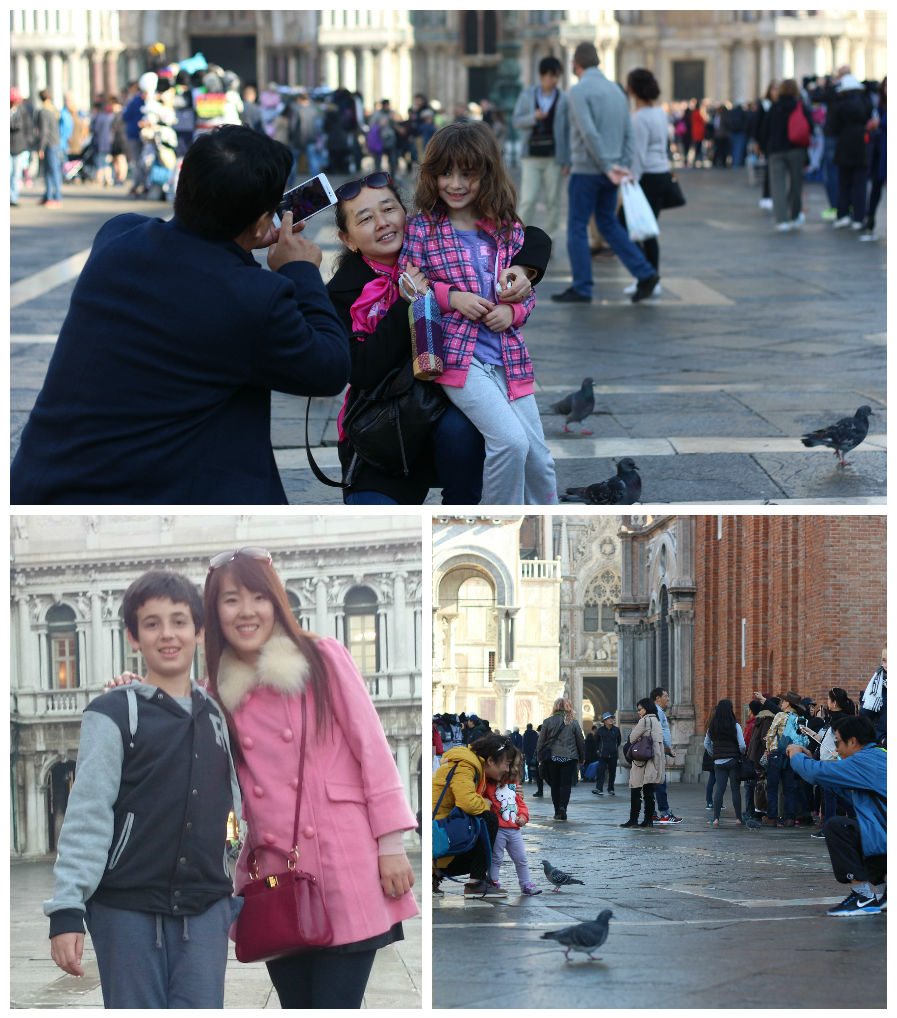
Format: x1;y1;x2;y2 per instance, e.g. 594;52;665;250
10;514;422;859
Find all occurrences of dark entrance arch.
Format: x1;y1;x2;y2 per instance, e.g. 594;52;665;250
583;676;617;720
47;761;75;853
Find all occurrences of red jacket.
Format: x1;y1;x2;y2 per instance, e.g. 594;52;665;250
433;724;444;755
484;779;530;829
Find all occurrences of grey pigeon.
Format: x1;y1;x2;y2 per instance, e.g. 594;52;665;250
540;909;613;961
741;814;762;830
551;377;595;434
800;405;873;466
542;858;585;892
560;457;641;505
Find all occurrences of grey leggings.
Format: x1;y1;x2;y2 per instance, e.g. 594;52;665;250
712;759;743;821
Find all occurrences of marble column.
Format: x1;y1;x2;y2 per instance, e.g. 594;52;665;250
324;49;339;89
814;37;832;78
717;45;732;102
379;47;393;104
25;757;46;856
13;52;30;96
758;40;773;92
315;579;329;636
15;598;31;690
377;611;387;672
362;49;376;109
90;592;104;687
393;573;408;672
397;741;411;805
48;52;65;107
343;48;358;93
505;608;520;667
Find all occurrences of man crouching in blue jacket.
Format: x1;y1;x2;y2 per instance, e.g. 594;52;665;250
787;715;886;918
11;125;351;505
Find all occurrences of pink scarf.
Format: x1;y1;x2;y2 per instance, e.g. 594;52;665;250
338;256;402;442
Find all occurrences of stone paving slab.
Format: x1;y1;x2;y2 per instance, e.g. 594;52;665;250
433;783;885;1009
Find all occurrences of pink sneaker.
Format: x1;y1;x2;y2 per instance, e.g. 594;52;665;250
521;883;542;895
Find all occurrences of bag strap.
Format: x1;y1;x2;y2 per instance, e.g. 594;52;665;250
432;762;460;820
305;397;348;489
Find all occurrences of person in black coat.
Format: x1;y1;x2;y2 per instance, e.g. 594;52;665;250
522;722;539;783
765;78;813;230
327;174;552;504
827;74;875;228
11;126;350;504
592;712;622;795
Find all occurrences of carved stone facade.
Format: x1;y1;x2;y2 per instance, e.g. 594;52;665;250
10;515;422;859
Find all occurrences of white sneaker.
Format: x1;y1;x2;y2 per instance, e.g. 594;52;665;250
858;231;878;242
791;212;805;227
775;222;792;232
832;216;852;229
623;281;661;296
850;220;864;230
758;197;773;210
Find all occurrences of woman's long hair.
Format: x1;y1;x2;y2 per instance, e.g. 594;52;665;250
636;697;658;717
828;686;856;716
708;698;738;744
203;555;333;735
415;121;519;234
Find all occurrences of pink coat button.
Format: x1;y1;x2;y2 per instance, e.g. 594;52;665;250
253;785;264;797
263;832;276;845
241;736;254;750
302;826;315;839
281;728;293;741
289;777;299;790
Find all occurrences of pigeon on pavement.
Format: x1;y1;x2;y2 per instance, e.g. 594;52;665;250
800;405;873;466
560;457;641;504
540;909;613;961
551;377;595;434
542;859;585;892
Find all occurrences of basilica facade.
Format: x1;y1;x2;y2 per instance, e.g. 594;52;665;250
10;515;422;859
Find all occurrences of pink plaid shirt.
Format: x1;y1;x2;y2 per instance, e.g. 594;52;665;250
399;213;537;399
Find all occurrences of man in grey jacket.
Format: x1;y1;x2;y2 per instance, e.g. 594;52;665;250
553;42;659;304
513;56;566;234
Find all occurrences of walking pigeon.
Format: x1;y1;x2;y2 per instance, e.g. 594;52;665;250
800;405;873;466
551;377;595;434
540;909;613;961
542;859;585;892
560;458;641;505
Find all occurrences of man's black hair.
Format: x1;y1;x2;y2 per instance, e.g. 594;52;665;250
649;687;667;702
539;56;563;77
830;714;877;745
174;125;293;242
122;570;203;639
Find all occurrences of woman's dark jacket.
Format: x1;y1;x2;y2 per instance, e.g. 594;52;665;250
766;95;813;155
827;88;874;167
325;225;552;503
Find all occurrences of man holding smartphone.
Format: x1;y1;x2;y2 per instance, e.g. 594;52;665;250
12;125;350;504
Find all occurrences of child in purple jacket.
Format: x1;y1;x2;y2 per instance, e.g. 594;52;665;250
400;122;558;504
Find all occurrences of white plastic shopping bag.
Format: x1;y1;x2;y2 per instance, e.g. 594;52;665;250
620;179;660;242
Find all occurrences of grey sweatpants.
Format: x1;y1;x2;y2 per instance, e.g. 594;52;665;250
85;896;237;1008
444;358;559;505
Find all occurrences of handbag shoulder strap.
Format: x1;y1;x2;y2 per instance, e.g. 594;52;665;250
305;397;348;489
432;762;459;819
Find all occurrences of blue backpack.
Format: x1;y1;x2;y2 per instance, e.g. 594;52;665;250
778;711;811;753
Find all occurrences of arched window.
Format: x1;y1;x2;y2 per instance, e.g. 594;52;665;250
345;586;379;675
47;604;79;689
583;569;621;632
286;590;305;630
119;606;143;677
463;11;498;55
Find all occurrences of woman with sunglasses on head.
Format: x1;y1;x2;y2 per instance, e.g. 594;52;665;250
326;171;552;505
204;547;418;1008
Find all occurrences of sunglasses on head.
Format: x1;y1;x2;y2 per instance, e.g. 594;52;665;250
334;171;393;202
208;547;272;572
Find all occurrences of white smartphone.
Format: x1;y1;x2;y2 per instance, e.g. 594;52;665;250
272;172;337;228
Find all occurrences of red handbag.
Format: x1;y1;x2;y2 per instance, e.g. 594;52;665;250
234;700;334;963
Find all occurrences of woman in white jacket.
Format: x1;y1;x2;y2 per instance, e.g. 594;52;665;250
621;698;666;828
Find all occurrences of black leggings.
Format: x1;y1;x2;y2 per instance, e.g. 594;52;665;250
266;947;378;1009
617;171;668;272
548;759;578;814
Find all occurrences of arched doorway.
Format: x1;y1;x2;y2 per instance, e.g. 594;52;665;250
47;761;75;853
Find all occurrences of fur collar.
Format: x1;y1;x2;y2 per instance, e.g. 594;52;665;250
216;624;310;712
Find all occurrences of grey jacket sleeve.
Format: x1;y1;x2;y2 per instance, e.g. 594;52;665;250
621;111;634;169
512;86;538;131
43;711;123;926
554;93;570;166
630;112;647;180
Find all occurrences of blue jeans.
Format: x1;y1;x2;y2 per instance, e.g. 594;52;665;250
654;779;670;814
712;759;742;821
43;145;64;201
822;135;839;208
432;403;485;504
10;150;29;202
729;131;747;167
765;751;796;821
566;173;656;297
344;490;399;505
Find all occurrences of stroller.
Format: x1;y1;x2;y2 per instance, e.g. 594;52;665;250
63;137;98;183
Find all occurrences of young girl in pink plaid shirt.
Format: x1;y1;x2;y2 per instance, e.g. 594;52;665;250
400;122;558;505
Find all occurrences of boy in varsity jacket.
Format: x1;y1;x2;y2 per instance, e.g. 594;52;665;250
44;571;242;1008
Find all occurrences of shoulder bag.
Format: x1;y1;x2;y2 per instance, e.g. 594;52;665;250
432;763;490;867
661;173;686;209
624;716;655;763
234;701;334;963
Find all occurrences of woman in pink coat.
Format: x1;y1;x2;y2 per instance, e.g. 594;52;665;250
204;548;418;1008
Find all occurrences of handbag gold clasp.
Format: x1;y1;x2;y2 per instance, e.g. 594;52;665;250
287;846;300;871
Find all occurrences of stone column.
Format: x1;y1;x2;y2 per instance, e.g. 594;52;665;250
315;579;329;635
505;607;520;667
14;52;30;96
672;605;695;708
377;611;387;672
362;49;376;109
48;52;65;107
343;48;357;93
493;670;521;731
396;740;411;805
14;596;31;690
717;45;732;102
814;37;832;78
392;573;408;672
324;49;340;88
849;43;865;81
25;757;45;856
616;617;637;711
379;47;393;104
104;52;118;98
832;36;850;73
90;591;104;687
758;40;773;92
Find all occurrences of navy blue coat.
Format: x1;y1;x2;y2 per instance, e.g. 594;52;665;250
11;214;351;504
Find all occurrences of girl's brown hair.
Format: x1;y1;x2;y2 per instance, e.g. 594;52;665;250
203;555;333;735
415;121;519;234
778;78;800;99
506;746;525;784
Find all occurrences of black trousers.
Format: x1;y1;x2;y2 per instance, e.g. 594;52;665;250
629;783;656;821
266;948;378;1009
548;759;578;814
440;809;498;881
595;755;618;791
823;816;886;885
617;170;668;271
